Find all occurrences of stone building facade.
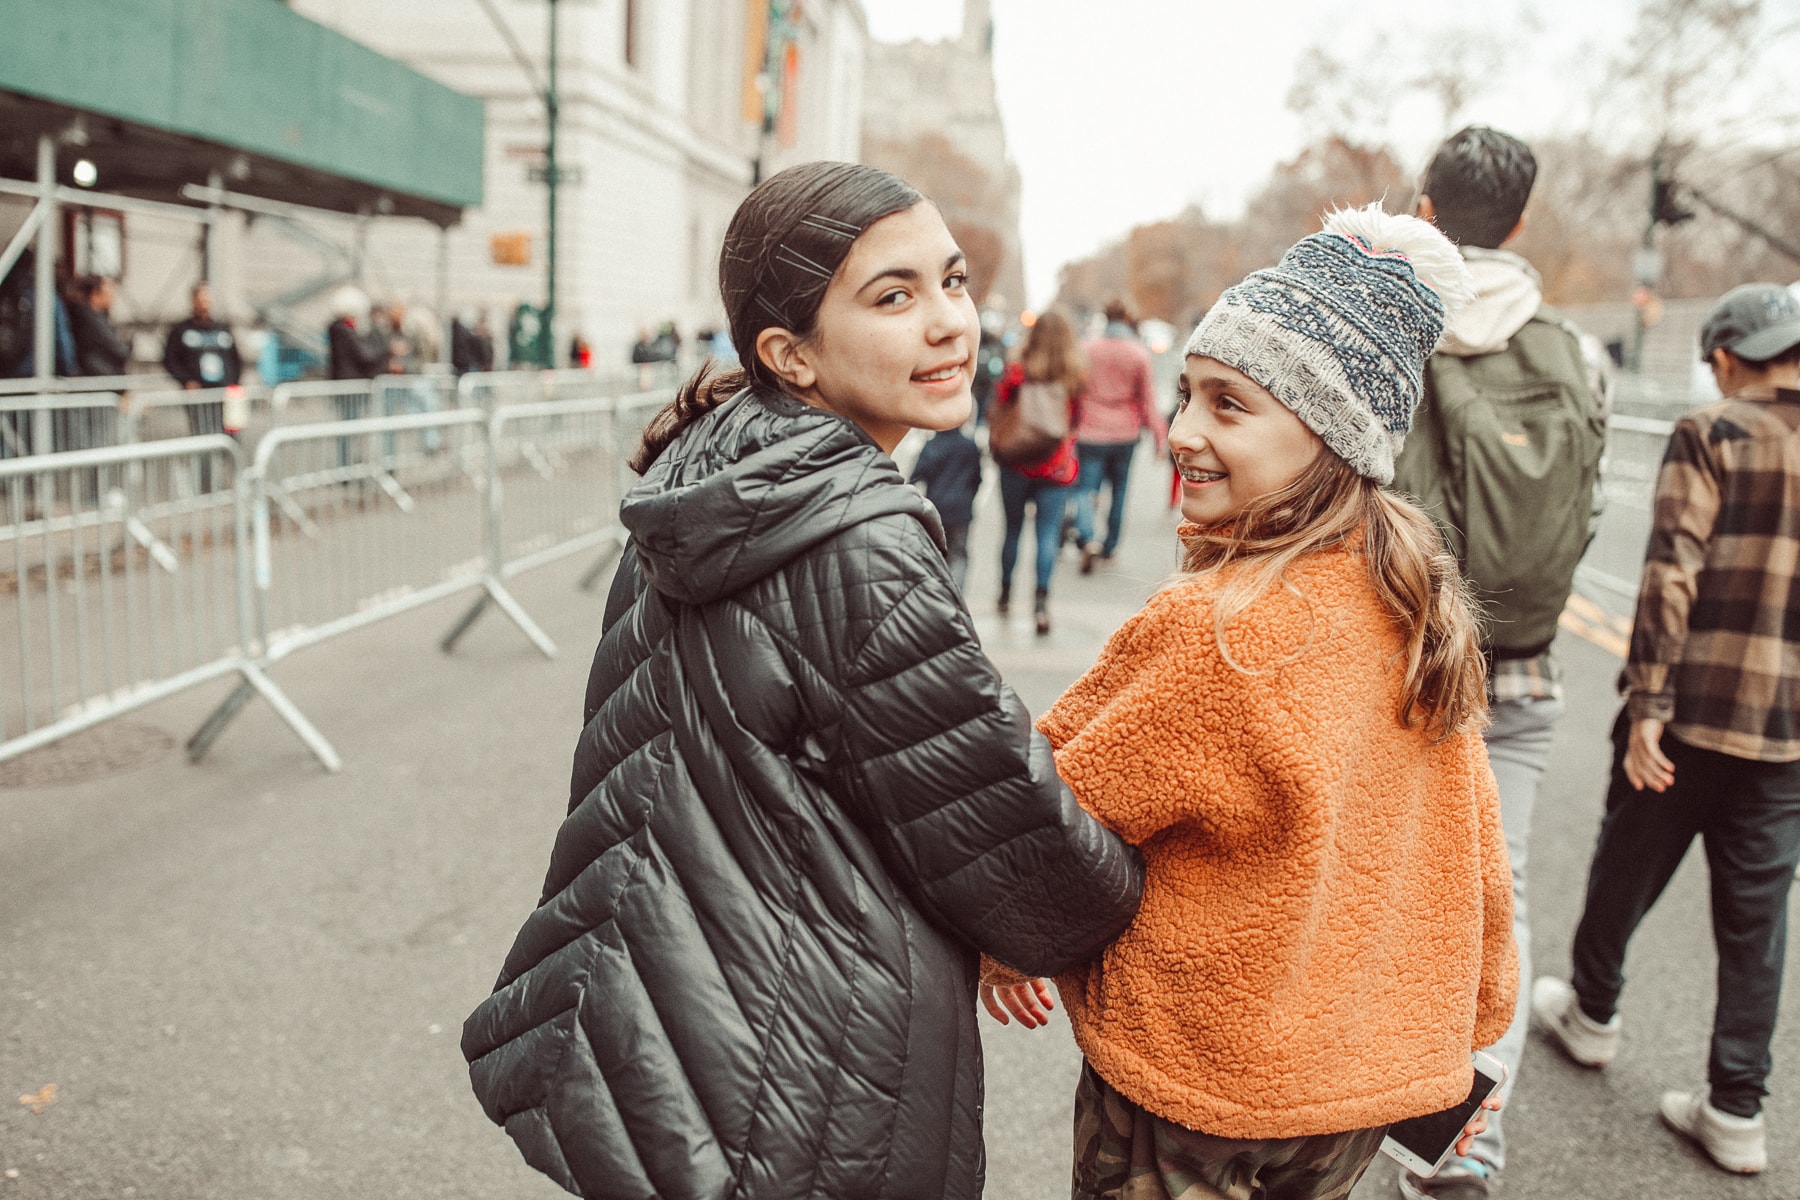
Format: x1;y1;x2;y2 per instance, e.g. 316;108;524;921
274;0;868;367
861;0;1024;312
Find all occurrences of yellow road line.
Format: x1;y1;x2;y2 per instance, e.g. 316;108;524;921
1559;601;1630;659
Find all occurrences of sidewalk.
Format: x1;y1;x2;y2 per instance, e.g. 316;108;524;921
2;442;1795;1199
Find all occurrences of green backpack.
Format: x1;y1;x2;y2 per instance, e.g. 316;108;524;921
1392;310;1607;655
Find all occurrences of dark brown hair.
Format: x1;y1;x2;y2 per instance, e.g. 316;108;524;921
1020;311;1088;396
631;161;923;473
1419;126;1537;250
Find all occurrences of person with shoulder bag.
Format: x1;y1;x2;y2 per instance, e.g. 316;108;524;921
460;162;1143;1200
990;309;1085;634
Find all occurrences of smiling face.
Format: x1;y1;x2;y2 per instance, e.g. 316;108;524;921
761;202;976;454
1170;355;1325;526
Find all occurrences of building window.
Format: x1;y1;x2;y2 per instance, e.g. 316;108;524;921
623;0;639;69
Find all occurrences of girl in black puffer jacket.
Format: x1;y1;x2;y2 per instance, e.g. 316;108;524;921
463;162;1144;1200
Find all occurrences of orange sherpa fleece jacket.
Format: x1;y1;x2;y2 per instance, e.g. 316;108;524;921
999;535;1516;1140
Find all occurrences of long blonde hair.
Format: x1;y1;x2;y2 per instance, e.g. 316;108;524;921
1178;450;1487;740
1020;311;1088;394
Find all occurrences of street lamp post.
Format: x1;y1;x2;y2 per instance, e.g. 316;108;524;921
545;0;559;356
476;0;569;366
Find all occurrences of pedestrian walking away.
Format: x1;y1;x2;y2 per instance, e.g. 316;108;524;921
1388;125;1611;1200
1534;281;1800;1177
909;419;983;594
1072;298;1166;573
989;309;1085;634
981;205;1516;1200
460;161;1143;1200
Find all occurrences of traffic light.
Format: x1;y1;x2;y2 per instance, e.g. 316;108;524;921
1653;176;1694;227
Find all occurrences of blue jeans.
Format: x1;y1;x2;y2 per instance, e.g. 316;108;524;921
999;471;1070;595
1073;441;1136;557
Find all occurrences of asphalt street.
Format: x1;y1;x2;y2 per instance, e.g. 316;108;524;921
3;440;1796;1199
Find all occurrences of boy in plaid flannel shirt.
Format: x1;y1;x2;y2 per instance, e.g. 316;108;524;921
1535;283;1800;1176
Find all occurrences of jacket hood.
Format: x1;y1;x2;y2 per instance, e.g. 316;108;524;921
622;388;941;605
1438;247;1543;358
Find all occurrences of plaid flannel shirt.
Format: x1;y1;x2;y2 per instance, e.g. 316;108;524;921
1623;385;1800;762
1491;652;1561;704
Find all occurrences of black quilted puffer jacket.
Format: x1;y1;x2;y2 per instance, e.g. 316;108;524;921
462;388;1143;1200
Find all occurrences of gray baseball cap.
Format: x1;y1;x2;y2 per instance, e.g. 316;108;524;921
1699;283;1800;363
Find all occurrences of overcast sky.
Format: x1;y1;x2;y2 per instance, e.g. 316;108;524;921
862;0;1787;307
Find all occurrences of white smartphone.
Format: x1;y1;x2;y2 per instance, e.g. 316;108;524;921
1379;1050;1509;1178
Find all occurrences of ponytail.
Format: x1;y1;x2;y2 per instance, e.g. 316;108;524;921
629;362;748;475
1176;452;1487;740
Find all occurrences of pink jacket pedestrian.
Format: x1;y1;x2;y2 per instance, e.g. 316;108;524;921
1074;328;1166;447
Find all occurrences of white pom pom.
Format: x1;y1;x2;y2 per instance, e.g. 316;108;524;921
1322;202;1474;319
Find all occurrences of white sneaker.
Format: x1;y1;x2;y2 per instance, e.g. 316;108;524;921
1530;976;1619;1067
1659;1090;1766;1174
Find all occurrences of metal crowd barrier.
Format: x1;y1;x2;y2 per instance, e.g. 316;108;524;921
0;373;771;773
181;382;670;772
0;373;160;397
453;370;530;410
270;378;377;428
439;389;666;653
124;384;271;447
1576;412;1677;605
0;391;123;459
454;364;679;411
1600;413;1677;509
0;435;325;769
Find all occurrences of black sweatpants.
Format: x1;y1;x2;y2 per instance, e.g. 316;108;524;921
1570;709;1800;1116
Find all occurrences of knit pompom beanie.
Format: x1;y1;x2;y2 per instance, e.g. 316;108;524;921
1183;204;1474;484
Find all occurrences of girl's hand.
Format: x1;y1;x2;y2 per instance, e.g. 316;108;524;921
1453;1094;1504;1158
979;979;1055;1029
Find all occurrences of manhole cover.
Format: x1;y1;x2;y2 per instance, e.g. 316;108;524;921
0;721;176;788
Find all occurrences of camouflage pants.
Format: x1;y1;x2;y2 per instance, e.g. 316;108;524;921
1071;1062;1387;1200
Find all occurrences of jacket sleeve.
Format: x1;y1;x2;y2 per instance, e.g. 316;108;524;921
1623;418;1720;723
161;326;188;384
823;520;1143;979
223;328;243;386
1469;733;1520;1049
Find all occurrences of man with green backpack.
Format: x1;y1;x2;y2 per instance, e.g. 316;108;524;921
1391;125;1611;1200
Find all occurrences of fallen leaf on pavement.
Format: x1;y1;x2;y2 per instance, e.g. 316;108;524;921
19;1084;59;1114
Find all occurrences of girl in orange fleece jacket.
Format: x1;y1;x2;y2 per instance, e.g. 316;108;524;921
983;206;1518;1200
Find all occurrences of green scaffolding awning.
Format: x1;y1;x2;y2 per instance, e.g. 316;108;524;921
0;0;484;224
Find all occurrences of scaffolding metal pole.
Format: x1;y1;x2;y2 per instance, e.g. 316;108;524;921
32;134;57;456
436;224;451;365
203;169;223;285
32;134;55;389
